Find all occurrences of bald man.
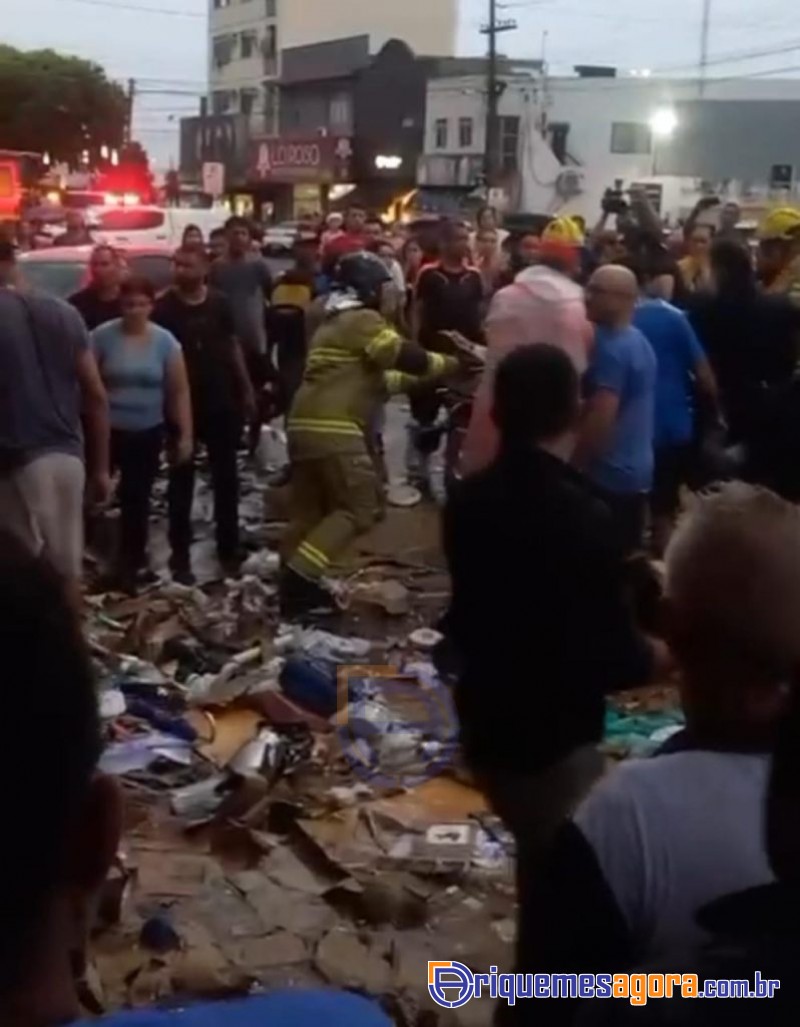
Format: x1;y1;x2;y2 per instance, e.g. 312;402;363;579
576;264;657;552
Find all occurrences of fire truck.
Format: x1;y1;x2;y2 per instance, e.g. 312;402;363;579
0;149;42;219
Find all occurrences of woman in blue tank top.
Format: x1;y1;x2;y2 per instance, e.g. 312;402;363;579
91;275;192;591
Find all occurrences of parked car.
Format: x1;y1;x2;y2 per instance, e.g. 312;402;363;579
18;244;174;298
87;205;228;249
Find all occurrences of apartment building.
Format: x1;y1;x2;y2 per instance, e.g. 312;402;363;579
209;0;458;133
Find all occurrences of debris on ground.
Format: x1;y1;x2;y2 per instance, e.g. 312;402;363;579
84;436;680;1023
85;489;515;1023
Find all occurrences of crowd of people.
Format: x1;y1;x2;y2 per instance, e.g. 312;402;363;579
2;188;800;1023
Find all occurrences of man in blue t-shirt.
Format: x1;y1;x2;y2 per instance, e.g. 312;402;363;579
632;265;719;554
577;264;657;552
0;534;389;1027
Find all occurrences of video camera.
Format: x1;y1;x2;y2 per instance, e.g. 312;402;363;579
602;179;629;217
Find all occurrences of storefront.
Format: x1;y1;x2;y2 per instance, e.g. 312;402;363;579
246;135;354;221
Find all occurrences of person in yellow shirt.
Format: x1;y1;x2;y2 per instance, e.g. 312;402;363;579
758;206;800;305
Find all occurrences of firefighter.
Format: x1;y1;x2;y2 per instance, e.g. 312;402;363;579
758;206;800;304
280;251;476;617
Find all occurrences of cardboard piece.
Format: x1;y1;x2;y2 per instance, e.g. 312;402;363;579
135;849;215;897
228;930;307;970
197;709;262;768
368;777;488;828
315;929;392;993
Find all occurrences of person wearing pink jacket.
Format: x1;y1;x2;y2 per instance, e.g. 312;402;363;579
461;233;592;476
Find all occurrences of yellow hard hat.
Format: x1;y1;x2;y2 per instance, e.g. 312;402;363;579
759;207;800;242
542;216;584;246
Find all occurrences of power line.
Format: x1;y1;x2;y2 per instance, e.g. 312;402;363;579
653;37;800;74
540;38;800;82
137;77;208;86
137;87;206;96
59;0;205;16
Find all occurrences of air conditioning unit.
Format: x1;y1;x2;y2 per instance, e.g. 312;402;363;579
555;167;584;199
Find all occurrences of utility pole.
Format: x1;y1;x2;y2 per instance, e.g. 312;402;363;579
698;0;711;97
125;78;136;144
480;0;517;187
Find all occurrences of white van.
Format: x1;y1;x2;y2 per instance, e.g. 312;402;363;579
89;206;229;249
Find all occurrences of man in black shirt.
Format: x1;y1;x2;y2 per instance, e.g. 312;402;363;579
443;344;660;980
154;245;255;582
69;245;123;330
413;221;484;345
408;221;484;488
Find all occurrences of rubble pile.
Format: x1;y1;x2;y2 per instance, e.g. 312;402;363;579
85;549;515;1026
82;454;682;1024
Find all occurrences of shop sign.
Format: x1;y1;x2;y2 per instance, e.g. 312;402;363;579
250;136;353;183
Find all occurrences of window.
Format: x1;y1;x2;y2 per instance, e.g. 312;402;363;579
212;89;233;114
265;0;276;14
499;115;520;172
262;24;279;58
548;122;570;163
97;210;166;232
610;121;652;154
458;117;473;148
240;31;257;59
330;93;351;128
264;84;279;133
434;118;448;149
240;87;258;114
212;35;235;68
262;25;278;74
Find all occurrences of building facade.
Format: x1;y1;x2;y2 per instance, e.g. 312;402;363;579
244;37;431;220
187;27;509;221
208;0;458;134
420;71;800;220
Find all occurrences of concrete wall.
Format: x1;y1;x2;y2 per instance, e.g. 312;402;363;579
280;0;458;55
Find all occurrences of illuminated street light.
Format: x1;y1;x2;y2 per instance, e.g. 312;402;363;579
649;108;678;177
649;107;679;139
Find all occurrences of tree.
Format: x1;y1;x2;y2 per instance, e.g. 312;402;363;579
0;45;127;166
120;141;150;167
